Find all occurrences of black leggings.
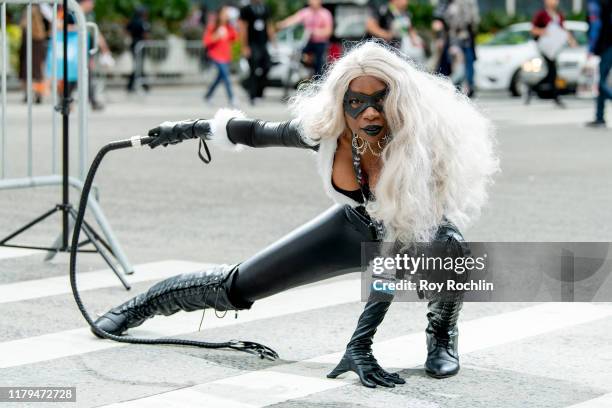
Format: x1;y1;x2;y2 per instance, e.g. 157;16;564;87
537;55;560;99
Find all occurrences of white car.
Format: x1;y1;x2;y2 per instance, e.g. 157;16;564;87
475;21;588;96
236;25;310;90
266;25;310;88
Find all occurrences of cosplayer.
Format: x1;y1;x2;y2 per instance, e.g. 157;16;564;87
94;41;498;388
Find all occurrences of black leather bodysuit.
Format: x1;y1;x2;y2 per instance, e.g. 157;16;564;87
222;117;380;303
222;117;466;304
332;180;365;204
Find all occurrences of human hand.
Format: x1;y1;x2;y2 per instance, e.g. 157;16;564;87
432;20;444;32
99;52;115;68
217;26;228;38
327;350;406;388
412;35;424;48
242;45;251;58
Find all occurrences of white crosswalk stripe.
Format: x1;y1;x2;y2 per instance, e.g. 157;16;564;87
105;372;348;408
100;303;612;408
0;260;209;304
566;392;612;408
0;274;362;369
0;247;39;260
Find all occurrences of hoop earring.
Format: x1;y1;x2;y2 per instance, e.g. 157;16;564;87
352;132;391;157
377;133;391;151
352;132;367;155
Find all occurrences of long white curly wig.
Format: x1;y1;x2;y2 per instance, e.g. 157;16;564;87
289;41;500;244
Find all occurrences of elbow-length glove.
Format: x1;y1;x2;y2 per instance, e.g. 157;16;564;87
328;295;406;388
147;119;212;149
146;116;317;151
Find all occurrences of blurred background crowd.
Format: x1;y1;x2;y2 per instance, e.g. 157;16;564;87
2;0;611;125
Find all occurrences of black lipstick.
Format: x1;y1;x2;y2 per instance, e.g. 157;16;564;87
361;125;383;137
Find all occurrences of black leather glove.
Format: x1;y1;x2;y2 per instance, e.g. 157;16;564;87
147;119;211;149
329;347;406;388
327;300;406;388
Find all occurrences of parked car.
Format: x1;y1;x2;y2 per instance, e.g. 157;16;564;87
475;21;588;96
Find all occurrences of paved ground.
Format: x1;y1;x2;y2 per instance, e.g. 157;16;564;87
0;85;611;408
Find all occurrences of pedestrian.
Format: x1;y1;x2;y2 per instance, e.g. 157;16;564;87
19;5;51;104
203;7;238;107
585;0;612;128
366;0;422;51
431;1;451;77
529;0;576;107
52;6;80;107
77;0;111;110
276;0;333;79
443;0;480;97
238;0;273;105
93;41;498;387
53;1;111;109
430;0;479;96
126;6;150;93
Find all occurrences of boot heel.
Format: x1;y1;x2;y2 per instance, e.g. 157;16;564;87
327;356;350;378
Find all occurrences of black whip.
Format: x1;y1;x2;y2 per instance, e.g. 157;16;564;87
69;135;278;360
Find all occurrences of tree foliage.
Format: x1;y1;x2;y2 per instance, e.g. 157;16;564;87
94;0;191;32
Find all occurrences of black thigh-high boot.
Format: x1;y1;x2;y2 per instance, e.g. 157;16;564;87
327;291;406;388
93;264;248;336
94;204;376;336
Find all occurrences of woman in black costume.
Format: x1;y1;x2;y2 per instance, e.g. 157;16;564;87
94;41;498;388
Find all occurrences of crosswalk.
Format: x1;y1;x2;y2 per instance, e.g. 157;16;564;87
1;249;611;408
99;303;612;408
0;269;362;369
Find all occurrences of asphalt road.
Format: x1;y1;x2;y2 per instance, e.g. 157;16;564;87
0;86;611;408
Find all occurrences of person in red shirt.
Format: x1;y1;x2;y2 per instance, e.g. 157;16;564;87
528;0;576;107
204;6;237;107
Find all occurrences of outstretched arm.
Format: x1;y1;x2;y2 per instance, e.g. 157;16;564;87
276;10;303;31
208;109;318;151
224;118;316;149
146;109;318;151
366;16;392;42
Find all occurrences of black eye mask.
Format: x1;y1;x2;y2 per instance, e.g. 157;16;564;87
343;88;388;118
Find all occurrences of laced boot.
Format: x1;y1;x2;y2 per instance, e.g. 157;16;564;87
93;264;251;337
424;296;463;378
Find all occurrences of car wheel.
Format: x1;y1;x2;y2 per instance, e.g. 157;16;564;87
510;70;523;97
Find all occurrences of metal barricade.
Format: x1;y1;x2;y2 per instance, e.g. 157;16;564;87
0;0;133;276
132;39;211;90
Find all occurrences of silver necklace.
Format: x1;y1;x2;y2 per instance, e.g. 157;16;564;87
351;132;391;157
